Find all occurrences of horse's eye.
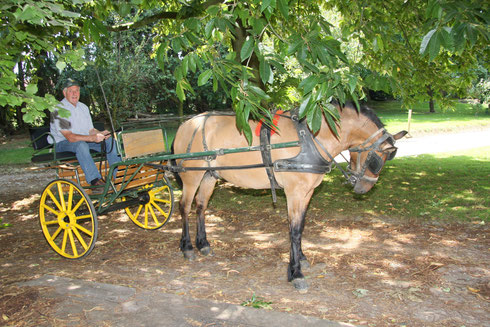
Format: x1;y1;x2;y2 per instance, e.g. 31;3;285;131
367;153;384;174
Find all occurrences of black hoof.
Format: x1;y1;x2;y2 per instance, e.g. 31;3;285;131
292;278;308;293
300;259;310;270
183;250;196;261
199;246;214;256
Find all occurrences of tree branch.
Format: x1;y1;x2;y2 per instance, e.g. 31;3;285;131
107;0;224;32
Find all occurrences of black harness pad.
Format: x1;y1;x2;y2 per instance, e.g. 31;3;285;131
273;114;332;174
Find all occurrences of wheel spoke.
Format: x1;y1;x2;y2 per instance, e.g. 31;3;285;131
47;189;63;212
71;197;86;213
74;223;93;237
153;198;171;204
57;182;66;211
41;203;60;216
50;226;62;241
67;229;78;257
43;219;59;226
144;204;149;228
148;203;159;225
61;230;68;253
75;214;93;220
152;201;169;218
67;185;74;212
72;226;88;250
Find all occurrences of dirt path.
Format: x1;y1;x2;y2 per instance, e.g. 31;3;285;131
0;165;489;327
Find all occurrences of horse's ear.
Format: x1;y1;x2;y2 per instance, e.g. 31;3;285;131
393;130;408;140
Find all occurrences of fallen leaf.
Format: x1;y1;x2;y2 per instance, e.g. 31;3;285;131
353;289;369;298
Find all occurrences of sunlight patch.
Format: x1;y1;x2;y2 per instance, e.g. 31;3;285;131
12;194;39;211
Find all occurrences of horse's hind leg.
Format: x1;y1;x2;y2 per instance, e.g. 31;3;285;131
194;172;217;256
179;171;205;260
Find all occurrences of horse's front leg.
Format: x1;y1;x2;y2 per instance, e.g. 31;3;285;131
284;188;315;292
195;172;217;256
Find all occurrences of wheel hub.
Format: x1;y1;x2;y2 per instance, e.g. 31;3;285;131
138;191;151;205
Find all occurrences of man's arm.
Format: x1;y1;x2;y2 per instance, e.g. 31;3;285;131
61;129;108;143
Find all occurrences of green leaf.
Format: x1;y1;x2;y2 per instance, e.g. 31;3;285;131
325;39;348;63
26;83;38;95
307;106;322;133
420;29;436;56
205;19;215;38
248;85;270;100
440;27;453;51
428;30;442;61
259;60;272;85
298;94;312;118
324;108;339;137
299;75;318;95
56;60;66;72
198;69;213;86
240;37;254;61
287;35;303;55
261;0;275;13
156;43;167;71
347;74;358;94
277;0;289;19
176;81;185;102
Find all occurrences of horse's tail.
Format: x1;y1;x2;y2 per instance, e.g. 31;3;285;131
170;140;183;189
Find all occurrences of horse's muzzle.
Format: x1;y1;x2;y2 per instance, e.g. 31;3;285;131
353;176;378;194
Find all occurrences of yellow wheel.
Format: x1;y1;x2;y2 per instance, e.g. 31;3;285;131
39;179;98;259
125;179;174;230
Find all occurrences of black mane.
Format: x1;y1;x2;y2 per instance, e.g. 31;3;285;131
343;102;385;129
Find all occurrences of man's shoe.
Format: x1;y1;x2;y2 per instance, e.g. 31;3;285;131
90;178;105;195
91;178;105;186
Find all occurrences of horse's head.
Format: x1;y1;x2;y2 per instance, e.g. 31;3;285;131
347;129;407;194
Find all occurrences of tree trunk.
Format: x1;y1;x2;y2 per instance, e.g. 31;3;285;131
16;61;26;129
427;85;435;113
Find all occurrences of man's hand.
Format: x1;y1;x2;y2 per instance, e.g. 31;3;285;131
93;133;106;143
101;130;112;140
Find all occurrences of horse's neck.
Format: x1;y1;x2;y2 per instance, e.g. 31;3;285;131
316;108;377;155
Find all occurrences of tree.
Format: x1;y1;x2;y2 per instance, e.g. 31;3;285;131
1;0;487;135
332;0;489;112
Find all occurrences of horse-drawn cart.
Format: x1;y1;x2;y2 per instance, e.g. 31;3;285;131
30;122;180;259
29;119;299;259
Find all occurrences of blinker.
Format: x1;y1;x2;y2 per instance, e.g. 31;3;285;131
367;152;384;175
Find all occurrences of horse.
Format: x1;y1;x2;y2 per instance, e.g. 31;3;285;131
171;102;407;291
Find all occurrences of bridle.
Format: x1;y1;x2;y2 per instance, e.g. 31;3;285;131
346;128;397;185
313;127;397;186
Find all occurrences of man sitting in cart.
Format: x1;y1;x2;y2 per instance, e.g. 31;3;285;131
49;78;121;187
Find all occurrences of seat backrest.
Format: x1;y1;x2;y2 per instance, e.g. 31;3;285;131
29;126;51;150
120;128;167;159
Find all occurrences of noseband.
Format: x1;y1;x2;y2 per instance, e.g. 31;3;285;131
347;128;396;185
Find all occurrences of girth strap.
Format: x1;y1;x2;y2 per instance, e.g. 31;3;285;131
259;118;280;203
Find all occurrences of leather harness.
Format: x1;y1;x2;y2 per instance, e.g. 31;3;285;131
259;109;332;202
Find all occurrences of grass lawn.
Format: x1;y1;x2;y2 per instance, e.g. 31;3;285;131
368;100;490;135
209;146;490;223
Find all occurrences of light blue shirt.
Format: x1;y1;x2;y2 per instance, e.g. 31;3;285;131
49;98;95;144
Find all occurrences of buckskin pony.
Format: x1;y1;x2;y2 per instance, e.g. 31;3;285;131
171;102;407;291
